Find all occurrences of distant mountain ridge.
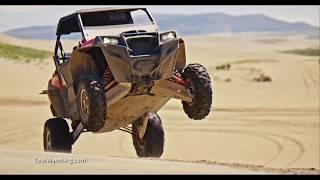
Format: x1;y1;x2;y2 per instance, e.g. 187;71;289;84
5;26;57;40
4;13;319;40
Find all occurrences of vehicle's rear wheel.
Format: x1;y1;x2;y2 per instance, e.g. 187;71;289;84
77;75;106;131
182;63;213;120
132;113;165;158
43;118;72;153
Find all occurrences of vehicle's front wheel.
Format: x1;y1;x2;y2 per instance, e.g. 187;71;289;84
132;113;165;158
182;63;213;120
77;75;106;131
43;118;72;153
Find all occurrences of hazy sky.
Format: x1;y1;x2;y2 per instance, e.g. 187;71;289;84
0;5;319;32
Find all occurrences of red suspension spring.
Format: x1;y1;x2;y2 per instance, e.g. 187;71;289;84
102;65;114;86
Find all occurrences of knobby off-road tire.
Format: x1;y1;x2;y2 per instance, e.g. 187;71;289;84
43;118;72;153
132;113;165;158
182;63;213;120
77;75;106;132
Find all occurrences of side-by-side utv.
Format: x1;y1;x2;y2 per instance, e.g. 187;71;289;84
42;6;213;157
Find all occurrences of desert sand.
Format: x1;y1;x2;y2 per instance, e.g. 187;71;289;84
0;33;319;174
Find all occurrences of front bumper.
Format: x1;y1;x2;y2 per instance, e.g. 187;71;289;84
99;39;179;83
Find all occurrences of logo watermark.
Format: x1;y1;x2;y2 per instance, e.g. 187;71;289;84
34;157;88;165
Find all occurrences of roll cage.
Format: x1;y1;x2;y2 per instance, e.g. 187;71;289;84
53;7;155;68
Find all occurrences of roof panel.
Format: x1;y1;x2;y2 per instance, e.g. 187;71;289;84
76;6;146;14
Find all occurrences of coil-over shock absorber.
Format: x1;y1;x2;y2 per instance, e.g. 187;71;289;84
102;65;114;85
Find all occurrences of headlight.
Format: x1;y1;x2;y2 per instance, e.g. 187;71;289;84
160;32;176;42
103;37;119;45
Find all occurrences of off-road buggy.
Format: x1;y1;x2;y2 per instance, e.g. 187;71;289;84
42;6;213;157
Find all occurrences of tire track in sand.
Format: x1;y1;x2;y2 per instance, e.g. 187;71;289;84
167;127;305;167
298;61;318;96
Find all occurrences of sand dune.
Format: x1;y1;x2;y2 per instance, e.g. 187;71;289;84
0;33;319;174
